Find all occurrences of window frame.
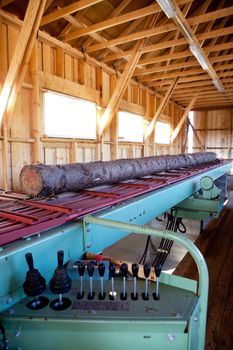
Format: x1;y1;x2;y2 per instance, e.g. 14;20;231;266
118;110;144;143
43;90;97;140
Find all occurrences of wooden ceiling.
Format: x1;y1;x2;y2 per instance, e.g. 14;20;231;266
1;0;233;110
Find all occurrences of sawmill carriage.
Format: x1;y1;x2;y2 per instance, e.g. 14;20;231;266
0;0;233;349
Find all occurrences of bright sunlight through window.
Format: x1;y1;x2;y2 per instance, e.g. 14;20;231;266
155;121;170;144
118;111;144;142
44;91;96;139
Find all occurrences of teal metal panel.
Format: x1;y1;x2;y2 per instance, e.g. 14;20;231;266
2;318;189;350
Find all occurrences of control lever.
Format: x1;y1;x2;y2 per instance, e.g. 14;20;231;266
131;263;139;301
142;264;151;300
77;262;85;299
50;250;72;310
23;252;49;310
98;262;106;300
87;261;95;300
153;263;162;300
120;263;128;301
109;263;116;300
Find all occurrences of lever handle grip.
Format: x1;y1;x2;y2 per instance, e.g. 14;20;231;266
109;263;116;278
144;263;151;278
155;263;162;278
25;253;34;271
78;262;85;276
98;262;105;277
120;263;128;277
87;261;95;277
132;263;139;278
57;250;64;268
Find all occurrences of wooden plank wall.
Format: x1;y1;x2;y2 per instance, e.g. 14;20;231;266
0;12;186;191
191;109;233;158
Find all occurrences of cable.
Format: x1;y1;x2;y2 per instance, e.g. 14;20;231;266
139;235;150;264
0;324;8;350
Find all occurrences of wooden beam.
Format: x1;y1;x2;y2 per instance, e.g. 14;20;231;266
0;0;46;128
144;78;178;141
59;10;121;55
87;18;233;53
40;0;104;26
64;4;160;42
97;12;159;138
86;22;176;53
104;41;233;66
30;41;42;163
42;72;100;103
82;0;132;49
188;118;205;152
170;97;197;143
98;41;143;138
4;1;47;130
142;63;233;84
0;0;14;8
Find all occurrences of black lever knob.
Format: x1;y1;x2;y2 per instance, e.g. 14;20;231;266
25;253;34;271
144;264;151;278
132;263;139;278
23;253;46;297
78;262;85;277
155;263;162;278
57;250;64;268
50;250;71;294
87;261;95;277
98;262;105;277
109;263;116;278
120;263;128;277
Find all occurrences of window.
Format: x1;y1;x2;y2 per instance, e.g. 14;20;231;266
118;111;144;142
44;91;96;139
155;121;170;144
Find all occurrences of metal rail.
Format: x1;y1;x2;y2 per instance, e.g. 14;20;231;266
84;215;209;350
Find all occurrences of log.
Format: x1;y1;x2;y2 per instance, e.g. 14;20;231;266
20;152;217;197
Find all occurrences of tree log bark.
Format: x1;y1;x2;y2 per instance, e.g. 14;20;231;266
20;152;217;197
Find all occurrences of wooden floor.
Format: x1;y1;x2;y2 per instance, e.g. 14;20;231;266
175;194;233;350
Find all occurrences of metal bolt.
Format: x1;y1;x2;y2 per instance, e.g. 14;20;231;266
86;244;91;248
194;315;198;322
168;334;176;341
7;297;13;304
15;330;21;337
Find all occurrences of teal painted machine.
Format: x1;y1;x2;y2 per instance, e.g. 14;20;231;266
0;160;231;350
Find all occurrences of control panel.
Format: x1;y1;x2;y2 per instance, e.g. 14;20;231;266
0;250;199;350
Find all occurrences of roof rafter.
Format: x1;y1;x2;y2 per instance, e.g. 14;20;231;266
41;0;104;26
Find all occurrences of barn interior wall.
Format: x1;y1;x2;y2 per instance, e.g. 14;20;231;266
1;12;231;192
190;109;233;158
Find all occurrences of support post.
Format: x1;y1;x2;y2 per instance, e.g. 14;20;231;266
144;78;178;141
188;117;205;152
30;41;43;163
98;41;143;138
170;96;197;143
0;0;46;128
